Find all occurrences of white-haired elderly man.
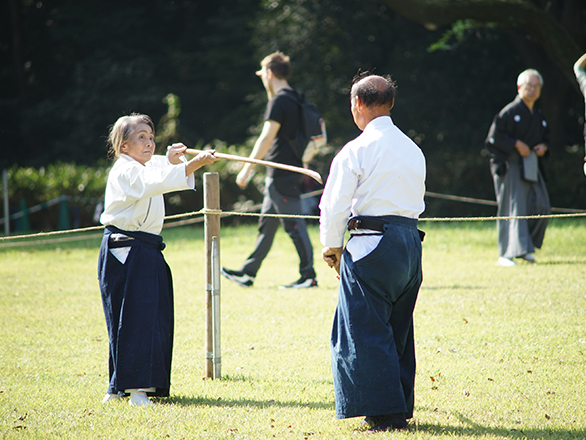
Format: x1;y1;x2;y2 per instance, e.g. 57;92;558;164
574;53;586;175
485;69;551;267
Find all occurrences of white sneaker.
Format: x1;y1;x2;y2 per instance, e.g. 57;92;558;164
497;257;517;267
102;393;121;403
520;254;536;263
129;391;153;407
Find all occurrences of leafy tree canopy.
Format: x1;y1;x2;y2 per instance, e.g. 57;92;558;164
2;0;585;215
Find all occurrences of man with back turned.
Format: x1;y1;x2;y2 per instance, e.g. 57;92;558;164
320;73;426;432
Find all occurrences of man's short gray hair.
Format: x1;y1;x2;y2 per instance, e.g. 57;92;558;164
517;69;543;87
350;72;397;108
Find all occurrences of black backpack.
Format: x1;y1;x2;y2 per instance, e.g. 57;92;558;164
283;89;327;163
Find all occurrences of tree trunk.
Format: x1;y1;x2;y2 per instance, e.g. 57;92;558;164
376;0;583;85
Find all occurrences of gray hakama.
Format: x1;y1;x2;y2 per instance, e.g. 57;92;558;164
98;226;174;397
492;157;550;259
331;216;422;419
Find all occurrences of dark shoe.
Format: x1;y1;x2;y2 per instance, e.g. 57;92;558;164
221;267;254;288
367;413;407;432
359;416;384;428
279;276;318;289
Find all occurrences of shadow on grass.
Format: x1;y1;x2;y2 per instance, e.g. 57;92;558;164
538;260;586;266
422;285;486;291
193;374;333;385
412;418;586;439
162;394;334;410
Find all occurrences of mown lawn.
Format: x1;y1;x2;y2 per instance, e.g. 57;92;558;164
0;219;585;439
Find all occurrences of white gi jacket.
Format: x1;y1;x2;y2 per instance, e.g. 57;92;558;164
100;154;195;262
319;116;426;261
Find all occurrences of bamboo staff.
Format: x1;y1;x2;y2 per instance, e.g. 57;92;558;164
184;148;323;184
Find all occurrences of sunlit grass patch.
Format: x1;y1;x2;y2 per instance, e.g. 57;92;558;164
1;219;585;439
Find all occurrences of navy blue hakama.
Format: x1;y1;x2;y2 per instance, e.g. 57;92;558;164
98;226;174;396
331;216;422;419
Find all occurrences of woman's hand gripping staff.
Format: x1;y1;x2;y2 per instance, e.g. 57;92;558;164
167;144;218;175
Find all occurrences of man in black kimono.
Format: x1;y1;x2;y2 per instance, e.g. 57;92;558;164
485;69;551;266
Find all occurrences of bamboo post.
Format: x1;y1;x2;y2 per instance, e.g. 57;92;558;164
204;173;220;378
211;236;221;379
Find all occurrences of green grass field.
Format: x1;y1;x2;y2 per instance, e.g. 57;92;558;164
1;219;585;439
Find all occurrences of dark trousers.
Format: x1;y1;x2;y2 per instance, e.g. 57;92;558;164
240;177;316;279
331;216;422;419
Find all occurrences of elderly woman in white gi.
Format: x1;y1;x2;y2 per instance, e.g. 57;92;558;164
98;113;217;406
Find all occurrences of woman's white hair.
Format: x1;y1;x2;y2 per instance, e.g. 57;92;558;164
517;69;543;87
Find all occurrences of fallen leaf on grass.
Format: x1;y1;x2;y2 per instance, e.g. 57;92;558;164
16;412;27;422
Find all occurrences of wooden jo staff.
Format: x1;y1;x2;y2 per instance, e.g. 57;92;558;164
184;148;323;184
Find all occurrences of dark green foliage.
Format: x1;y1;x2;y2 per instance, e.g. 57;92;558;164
1;0;585;224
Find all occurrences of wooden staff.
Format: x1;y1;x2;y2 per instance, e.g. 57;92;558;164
184;148;323;184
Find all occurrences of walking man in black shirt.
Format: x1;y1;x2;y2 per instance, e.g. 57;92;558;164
221;52;318;289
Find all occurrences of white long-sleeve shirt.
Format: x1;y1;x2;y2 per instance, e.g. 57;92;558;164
319;116;426;259
100;154;195;235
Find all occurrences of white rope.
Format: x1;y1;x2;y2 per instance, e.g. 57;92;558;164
2;208;585;247
2;188;585;246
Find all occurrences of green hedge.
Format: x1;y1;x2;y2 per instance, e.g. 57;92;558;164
2;162;109;233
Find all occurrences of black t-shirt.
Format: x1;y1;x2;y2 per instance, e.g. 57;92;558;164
264;88;302;183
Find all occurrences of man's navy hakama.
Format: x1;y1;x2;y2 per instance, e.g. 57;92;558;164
98;226;174;397
331;217;422;420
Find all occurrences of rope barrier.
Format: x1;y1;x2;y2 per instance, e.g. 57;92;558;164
2;190;585;247
424;191;586;214
2;209;585;247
